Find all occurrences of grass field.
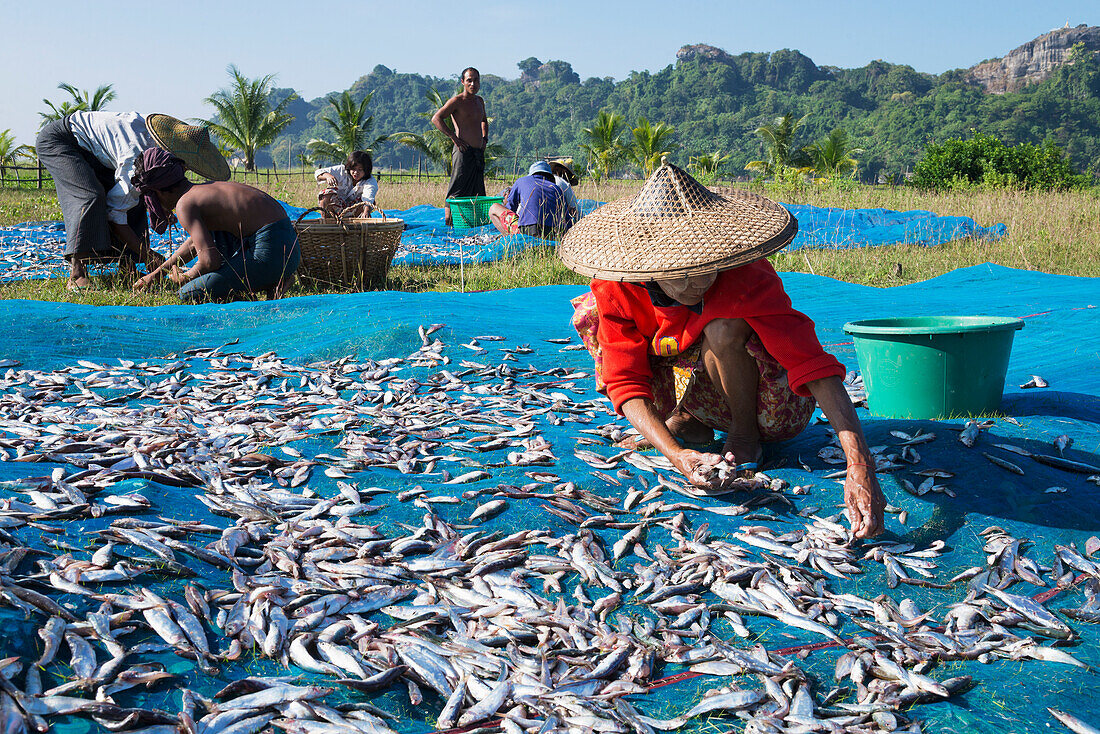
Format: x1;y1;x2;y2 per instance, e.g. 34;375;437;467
0;178;1096;306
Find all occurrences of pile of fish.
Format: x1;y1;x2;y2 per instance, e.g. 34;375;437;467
0;219;514;280
0;225;188;283
0;326;1094;734
393;231;506;266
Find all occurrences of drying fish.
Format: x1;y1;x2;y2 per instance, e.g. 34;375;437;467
0;317;1086;734
982;452;1025;475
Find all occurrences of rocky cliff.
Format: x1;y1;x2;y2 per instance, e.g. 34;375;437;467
676;44;735;64
966;24;1100;93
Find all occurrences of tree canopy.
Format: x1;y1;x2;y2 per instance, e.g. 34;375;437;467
239;45;1100;182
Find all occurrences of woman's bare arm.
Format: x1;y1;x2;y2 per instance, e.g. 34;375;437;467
805;375;886;538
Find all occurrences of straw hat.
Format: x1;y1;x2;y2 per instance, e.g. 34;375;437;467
146;114;230;181
558;158;797;282
548;158;577;185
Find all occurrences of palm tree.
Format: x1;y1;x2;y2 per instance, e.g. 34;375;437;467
201;65;295;171
688;151;731;178
0;130;33;167
580;110;627;181
305;90;389;164
745;113;810;176
805;128;864;178
391;87;457;173
39;83;117;126
629;117;676;176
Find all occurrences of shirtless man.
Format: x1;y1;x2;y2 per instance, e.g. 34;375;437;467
432;67;489;227
131;148;300;302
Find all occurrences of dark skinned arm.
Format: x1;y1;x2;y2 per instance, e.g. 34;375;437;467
431;97;467;151
621;396;727;490
134;237;196;291
108;221;164;269
172;202;222;284
805;374;886;538
480;99;488;148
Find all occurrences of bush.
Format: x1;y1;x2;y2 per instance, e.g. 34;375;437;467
912;133;1089;191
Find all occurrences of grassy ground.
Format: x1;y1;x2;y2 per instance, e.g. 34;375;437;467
0;179;1095;306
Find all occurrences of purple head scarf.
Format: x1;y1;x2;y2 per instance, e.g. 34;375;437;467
131;147;187;234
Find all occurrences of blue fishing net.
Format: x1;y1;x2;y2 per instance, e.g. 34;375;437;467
0;263;1095;734
783;203;1007;250
1;200;1006;280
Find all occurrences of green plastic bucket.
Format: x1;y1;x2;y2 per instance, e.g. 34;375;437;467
843;316;1024;419
446;195;502;228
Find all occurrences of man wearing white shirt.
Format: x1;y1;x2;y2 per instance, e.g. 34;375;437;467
36;112;229;290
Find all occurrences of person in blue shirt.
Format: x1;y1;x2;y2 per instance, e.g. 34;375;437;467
490;161;578;238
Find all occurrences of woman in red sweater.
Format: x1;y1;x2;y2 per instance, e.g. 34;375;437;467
559;160;884;539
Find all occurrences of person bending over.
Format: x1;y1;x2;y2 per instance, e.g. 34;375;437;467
489;161;576;239
132;148;300;302
559;159;885;539
315;150;379;219
36;112;228;290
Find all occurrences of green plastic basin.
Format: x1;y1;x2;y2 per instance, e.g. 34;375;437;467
843;316;1024;419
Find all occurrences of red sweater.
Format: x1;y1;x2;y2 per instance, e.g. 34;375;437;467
592;261;844;413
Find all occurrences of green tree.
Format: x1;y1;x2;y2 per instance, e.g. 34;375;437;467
201;65;295;171
580;110;628;181
805;128;863;178
745;113;810;175
39;83;116;126
306;90;389;164
688;151;731;179
391;87;459;174
912;132;1086;190
0;130;33;167
629;117;677;176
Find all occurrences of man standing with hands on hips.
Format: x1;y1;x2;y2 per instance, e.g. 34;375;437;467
432;67;488;227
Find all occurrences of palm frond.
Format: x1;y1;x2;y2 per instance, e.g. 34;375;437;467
200;65;295;170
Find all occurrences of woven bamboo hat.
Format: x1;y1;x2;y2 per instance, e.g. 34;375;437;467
146;114;230;181
548;158;578;185
558;158;797;281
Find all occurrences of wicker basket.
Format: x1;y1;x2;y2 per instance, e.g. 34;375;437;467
293;208;405;290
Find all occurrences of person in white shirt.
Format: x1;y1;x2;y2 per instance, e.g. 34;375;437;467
36;112;229;290
549;159;581;223
314;150;380;219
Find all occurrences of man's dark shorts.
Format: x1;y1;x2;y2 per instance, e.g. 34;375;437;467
446;146;486;200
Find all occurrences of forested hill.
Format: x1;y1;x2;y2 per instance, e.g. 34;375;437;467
266;26;1100;181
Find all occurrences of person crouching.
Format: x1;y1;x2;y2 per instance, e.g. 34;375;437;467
132;148;300;302
489;161;578;239
558;159;885;539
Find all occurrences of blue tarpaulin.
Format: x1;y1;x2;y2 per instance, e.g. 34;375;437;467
0;264;1096;733
1;199;1007;281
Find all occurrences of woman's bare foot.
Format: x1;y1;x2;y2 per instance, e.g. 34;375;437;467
721;435;763;473
617;409;713;450
667;410;714;444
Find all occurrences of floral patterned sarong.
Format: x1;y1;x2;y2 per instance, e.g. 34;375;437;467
571;291;814;442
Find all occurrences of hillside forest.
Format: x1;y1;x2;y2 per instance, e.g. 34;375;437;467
241;41;1100;183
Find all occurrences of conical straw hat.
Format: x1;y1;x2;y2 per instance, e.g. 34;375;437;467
146;114;230;181
558;158;797;282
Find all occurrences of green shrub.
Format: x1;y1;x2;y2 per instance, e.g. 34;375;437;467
912;133;1088;191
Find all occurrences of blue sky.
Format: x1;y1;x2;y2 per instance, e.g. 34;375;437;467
2;0;1096;145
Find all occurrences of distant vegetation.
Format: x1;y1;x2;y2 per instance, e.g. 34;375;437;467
246;43;1100;182
39;82;116;125
200;65;295;171
14;41;1100;184
911;133;1087;190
